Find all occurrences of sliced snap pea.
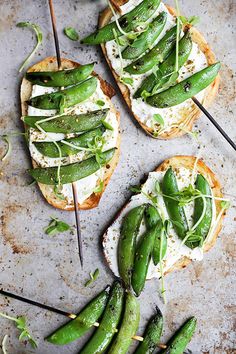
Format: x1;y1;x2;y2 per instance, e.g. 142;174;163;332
147;62;221;107
152;228;167;266
107;292;140;354
81;0;161;45
134;31;192;98
122;12;167;60
25;63;94;87
28;148;115;185
118;204;146;288
80;281;124;354
161;317;197;354
124;25;180;75
192;174;212;247
46;286;110;345
162;168;189;241
131;225;158;296
33;127;105;158
135;307;163;354
23;109;109;134
28;76;97;110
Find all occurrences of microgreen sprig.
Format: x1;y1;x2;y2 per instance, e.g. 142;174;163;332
84;268;100;287
44;217;71;236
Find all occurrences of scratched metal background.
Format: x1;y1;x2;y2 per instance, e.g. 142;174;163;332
0;0;235;353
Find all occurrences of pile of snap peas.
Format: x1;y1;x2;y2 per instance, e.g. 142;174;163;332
82;0;221;108
46;281;197;354
118;167;212;296
24;63;116;186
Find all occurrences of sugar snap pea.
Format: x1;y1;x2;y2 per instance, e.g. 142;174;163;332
23;109;109;134
131;225;158;296
192;174;212;247
161;317;197;354
81;0;161;45
145;204;162;229
46;286;110;345
122;12;167;60
28;76;97;110
134;31;192;98
147;62;221;107
25;63;94;87
28;148;115;185
162;168;189;241
34;127;105;158
124;25;180;75
80;281;124;354
118;204;146;288
135;307;163;354
107;292;140;354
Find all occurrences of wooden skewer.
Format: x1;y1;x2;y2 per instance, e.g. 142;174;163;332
0;289;167;347
192;96;236;151
48;0;83;267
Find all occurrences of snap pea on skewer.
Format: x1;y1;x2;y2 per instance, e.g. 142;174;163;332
134;31;193;98
162;168;189;242
81;0;161;45
161;317;197;354
33;127;105;158
118;204;146;288
124;25;181;75
23;109;109;133
46;286;110;345
80;281;124;354
192;174;212;247
135;307;163;354
28;76;97;109
25;63;94;87
107;292;140;354
28;148;115;185
147;62;221;108
122;12;167;60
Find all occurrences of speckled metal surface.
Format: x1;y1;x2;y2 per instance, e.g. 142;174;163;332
0;0;235;353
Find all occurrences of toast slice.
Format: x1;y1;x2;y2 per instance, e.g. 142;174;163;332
103;156;225;278
99;1;220;139
21;57;120;210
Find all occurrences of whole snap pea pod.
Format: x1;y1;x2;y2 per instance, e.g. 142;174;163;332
147;62;221;108
118;204;146;288
134;31;192;98
28;148;115;185
192;174;212;247
107;292;140;354
25;63;94;87
145;204;167;266
161;317;197;354
28;76;97;110
80;281;124;354
124;25;180;75
81;0;161;45
135;307;163;354
122;12;167;60
34;127;105;158
162;168;189;241
23;109;109;133
131;225;158;296
46;286;110;345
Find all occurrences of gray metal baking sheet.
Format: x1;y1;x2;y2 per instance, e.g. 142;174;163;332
0;0;235;353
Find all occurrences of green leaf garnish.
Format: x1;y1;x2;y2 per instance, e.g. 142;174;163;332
220;200;231;210
153;114;164;128
85;268;100;287
44;217;71;236
1;135;12;162
17;22;43;72
0;313;37;349
130;185;142;194
102;119;114;131
64;27;79;41
96;100;105;107
93;180;104;194
120;77;134;86
53;185;66;200
179;15;200;26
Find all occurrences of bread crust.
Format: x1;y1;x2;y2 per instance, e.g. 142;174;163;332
103;156;225;276
21;57;120;210
99;2;220;139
